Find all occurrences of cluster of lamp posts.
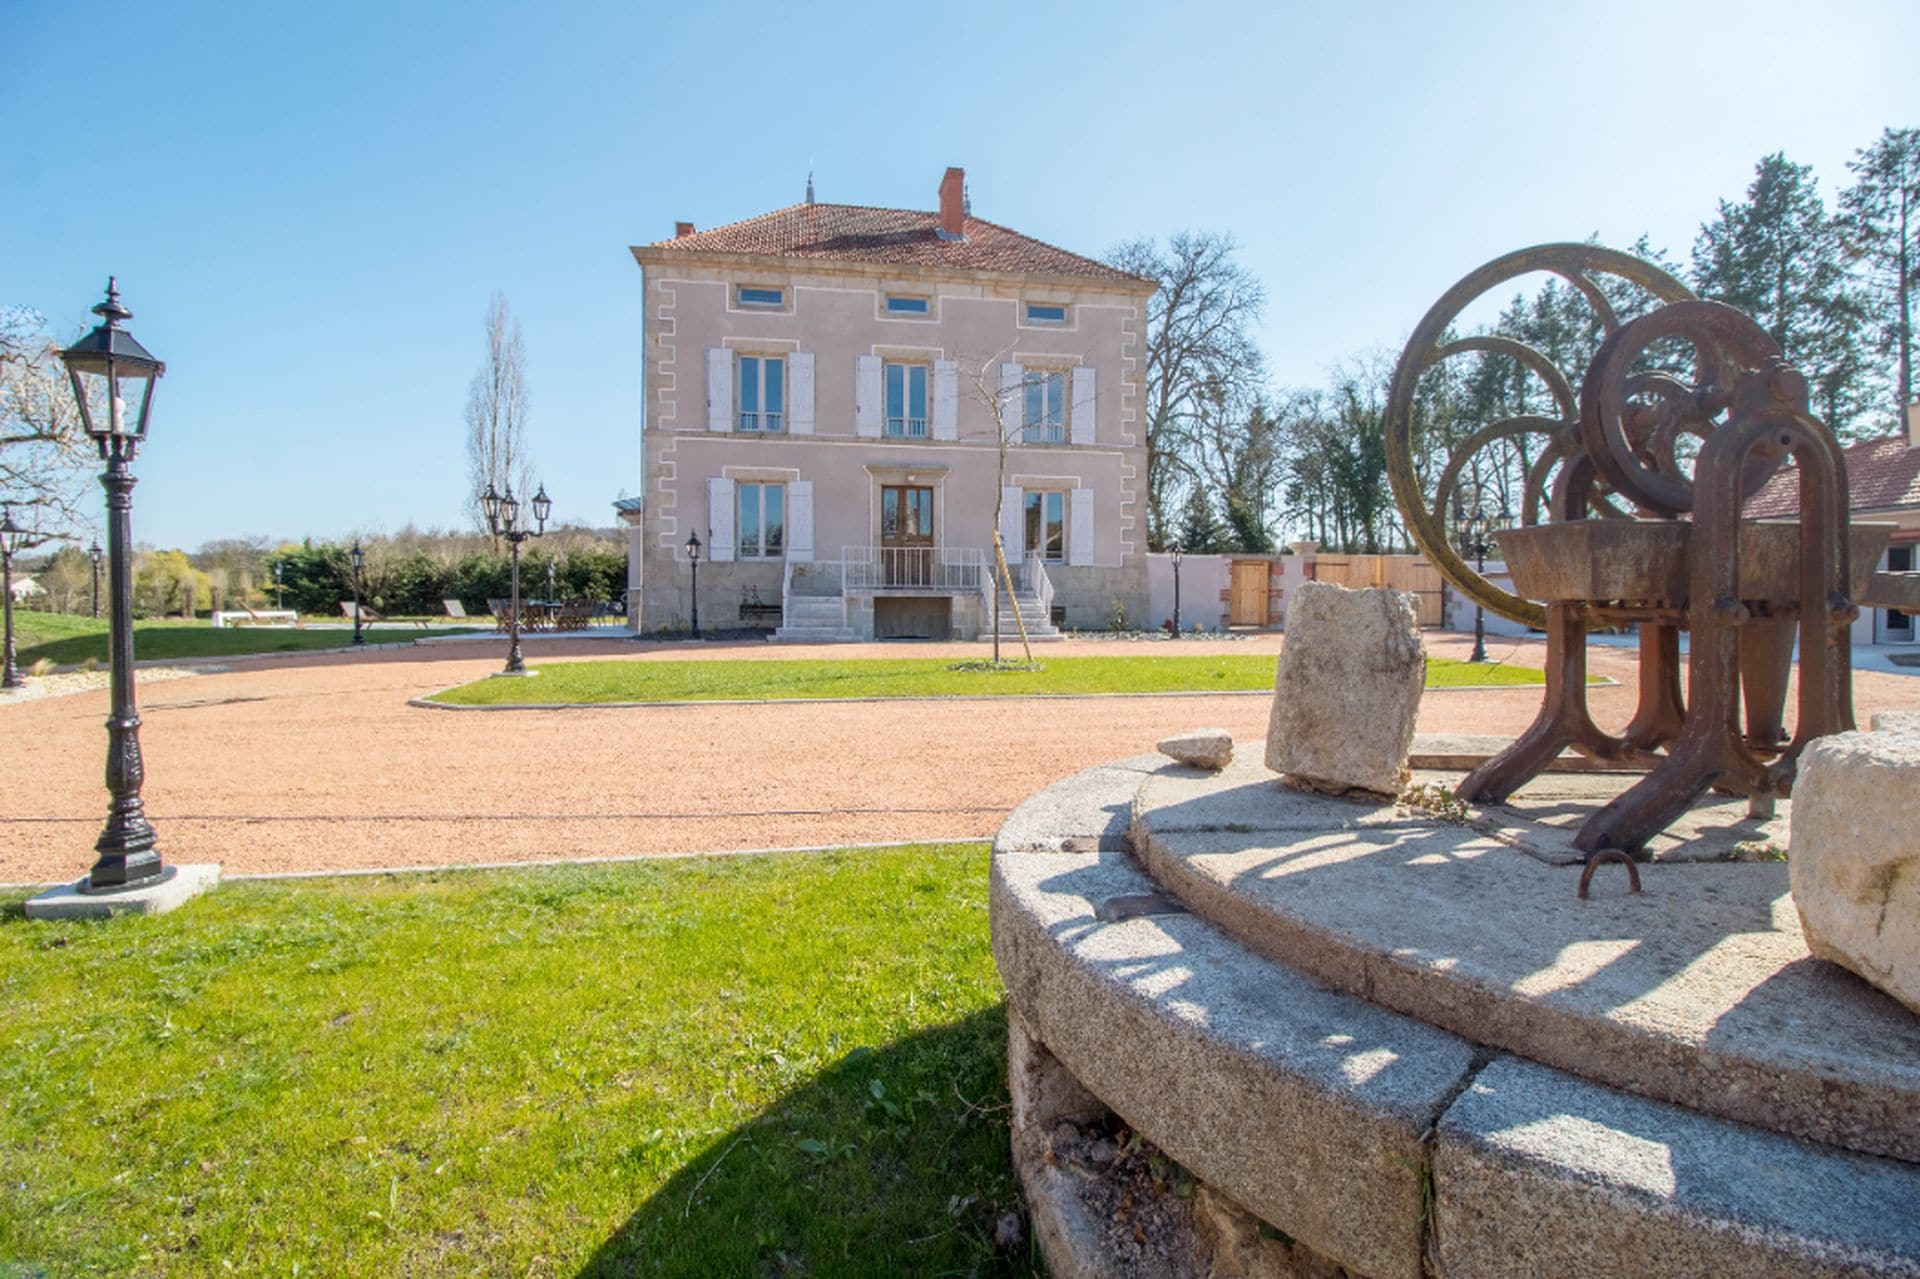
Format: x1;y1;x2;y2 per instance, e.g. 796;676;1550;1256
0;280;562;897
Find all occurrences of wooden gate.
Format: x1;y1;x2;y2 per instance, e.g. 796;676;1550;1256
1311;555;1444;627
1229;560;1269;626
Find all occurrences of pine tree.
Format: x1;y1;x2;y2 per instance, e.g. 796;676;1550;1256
1840;127;1920;427
1175;485;1229;555
1691;153;1868;436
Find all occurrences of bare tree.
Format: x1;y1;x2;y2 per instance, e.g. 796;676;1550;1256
1;306;94;536
955;346;1095;662
464;292;533;535
1104;232;1266;549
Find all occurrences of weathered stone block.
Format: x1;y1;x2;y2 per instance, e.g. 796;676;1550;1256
1791;730;1920;1015
1158;729;1234;771
992;848;1476;1279
1871;709;1920;735
1266;582;1424;796
1433;1056;1920;1279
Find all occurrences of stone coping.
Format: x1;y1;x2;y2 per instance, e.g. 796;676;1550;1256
1130;754;1920;1162
993;760;1920;1278
1434;1056;1920;1279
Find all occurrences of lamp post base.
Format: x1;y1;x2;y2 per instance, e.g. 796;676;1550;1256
25;863;220;920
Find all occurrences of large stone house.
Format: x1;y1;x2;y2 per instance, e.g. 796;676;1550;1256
618;167;1156;640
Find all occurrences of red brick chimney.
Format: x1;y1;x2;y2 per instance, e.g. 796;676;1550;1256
938;167;965;239
675;221;695;239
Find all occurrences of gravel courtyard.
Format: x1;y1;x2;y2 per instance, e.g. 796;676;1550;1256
5;632;1918;884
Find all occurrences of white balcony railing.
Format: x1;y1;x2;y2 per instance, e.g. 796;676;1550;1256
738;411;784;433
885;417;929;438
842;546;985;592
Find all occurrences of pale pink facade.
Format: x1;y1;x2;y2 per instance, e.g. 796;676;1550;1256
620;171;1156;639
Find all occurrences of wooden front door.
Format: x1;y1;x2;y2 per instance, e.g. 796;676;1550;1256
1229;560;1269;627
881;485;934;586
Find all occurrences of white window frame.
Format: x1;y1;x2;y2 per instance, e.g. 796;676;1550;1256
737;355;785;433
1024;302;1069;324
1022;369;1066;444
1024;489;1068;563
737;481;786;559
884;362;930;438
736;285;785;309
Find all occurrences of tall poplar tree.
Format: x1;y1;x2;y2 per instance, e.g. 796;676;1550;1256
1840;127;1920;425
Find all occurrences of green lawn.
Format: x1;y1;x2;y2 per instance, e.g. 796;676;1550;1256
427;653;1547;706
12;614;477;665
0;845;1031;1277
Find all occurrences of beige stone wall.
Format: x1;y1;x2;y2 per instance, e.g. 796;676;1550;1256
631;248;1152;632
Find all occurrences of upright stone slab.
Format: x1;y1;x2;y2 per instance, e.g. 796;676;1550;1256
1267;581;1424;796
1790;730;1920;1015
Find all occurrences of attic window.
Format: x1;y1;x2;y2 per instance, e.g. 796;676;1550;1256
884;294;930;316
1025;302;1068;324
737;286;785;308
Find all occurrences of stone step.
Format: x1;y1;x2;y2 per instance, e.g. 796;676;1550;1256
1126;752;1920;1162
994;760;1920;1279
770;625;856;642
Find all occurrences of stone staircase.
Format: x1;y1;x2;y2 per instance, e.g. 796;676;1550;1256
771;593;855;643
978;589;1065;643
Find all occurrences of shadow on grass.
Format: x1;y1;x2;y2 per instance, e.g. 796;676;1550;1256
577;1003;1040;1279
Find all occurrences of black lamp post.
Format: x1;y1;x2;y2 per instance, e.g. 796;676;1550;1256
88;539;103;619
1451;490;1509;664
685;530;702;638
349;542;367;645
2;506;45;690
481;480;550;674
59;278;168;892
272;561;283;610
1170;542;1184;637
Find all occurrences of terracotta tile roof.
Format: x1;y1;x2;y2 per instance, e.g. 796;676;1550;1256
1745;433;1920;518
642;202;1150;286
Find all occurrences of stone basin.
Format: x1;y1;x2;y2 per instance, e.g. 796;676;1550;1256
1494;519;1892;605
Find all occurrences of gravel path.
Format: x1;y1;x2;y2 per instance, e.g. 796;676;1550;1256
4;632;1916;884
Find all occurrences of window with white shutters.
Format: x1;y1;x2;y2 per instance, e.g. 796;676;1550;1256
884;363;929;438
1022;371;1066;444
738;356;785;433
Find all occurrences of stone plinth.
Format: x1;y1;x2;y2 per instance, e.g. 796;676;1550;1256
1266;582;1423;796
24;863;222;920
993;750;1920;1278
1792;730;1920;1015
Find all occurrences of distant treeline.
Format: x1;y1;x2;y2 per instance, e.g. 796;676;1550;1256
19;525;628;618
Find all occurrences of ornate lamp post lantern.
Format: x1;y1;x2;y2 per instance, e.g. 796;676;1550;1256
88;539;103;618
1451;490;1509;664
59;278;168;891
2;506;46;689
1170;543;1184;637
685;530;702;638
481;481;550;674
349;541;367;645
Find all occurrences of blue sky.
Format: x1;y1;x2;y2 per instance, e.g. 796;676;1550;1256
3;0;1914;549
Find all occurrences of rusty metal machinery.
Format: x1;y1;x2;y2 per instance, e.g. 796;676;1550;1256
1384;243;1902;860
